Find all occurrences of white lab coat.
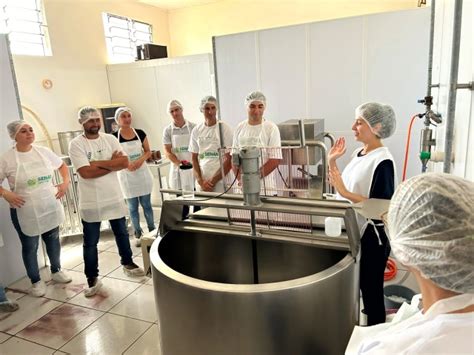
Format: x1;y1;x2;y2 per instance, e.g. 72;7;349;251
346;293;474;355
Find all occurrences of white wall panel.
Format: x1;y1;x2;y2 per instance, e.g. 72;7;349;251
0;35;37;285
214;8;430;180
308;17;365;170
214;32;258;126
258;25;307;123
365;9;430;178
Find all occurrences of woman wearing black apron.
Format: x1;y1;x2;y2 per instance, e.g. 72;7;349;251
328;102;397;325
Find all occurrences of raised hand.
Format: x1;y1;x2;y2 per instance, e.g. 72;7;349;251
328;137;346;163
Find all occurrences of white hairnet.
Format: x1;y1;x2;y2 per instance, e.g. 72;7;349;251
114;107;132;123
7;120;29;140
245;91;266;108
355;102;396;139
167;99;183;113
199;95;217;112
387;173;474;293
78;106;100;125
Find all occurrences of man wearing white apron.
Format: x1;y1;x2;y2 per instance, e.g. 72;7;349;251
347;173;474;354
69;106;145;297
113;107;154;247
232;91;282;196
162;99;196;217
189;96;233;193
0;121;71;297
328;102;397;326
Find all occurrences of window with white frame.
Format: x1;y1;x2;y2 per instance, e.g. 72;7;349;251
0;0;51;56
102;13;152;63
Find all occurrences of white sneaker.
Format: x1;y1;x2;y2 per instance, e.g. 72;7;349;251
84;279;102;298
51;270;72;283
123;263;145;277
30;280;46;297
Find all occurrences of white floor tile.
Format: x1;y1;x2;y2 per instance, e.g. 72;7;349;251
60;245;84;270
73;250;121;276
67;276;140;312
109;284;157;322
123;324;161;355
60;313;150;354
5;288;28;302
16;303;103;349
106;256;149;284
0;296;61;335
7;268;52;294
0;331;11;343
0;336;55;354
105;236;142;257
97;232;119;251
43;270;88;302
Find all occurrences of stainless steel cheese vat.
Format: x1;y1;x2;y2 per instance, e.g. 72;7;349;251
151;227;359;355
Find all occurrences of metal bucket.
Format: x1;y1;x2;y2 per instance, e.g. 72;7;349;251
151;230;359;355
57;130;83;155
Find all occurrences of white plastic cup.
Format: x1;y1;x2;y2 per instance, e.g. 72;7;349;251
179;166;194;199
325;217;342;237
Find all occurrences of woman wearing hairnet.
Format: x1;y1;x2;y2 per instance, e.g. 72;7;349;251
328;102;397;325
112;107;155;247
348;173;473;354
0;121;72;297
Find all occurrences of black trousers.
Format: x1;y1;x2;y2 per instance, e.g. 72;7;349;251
360;224;391;326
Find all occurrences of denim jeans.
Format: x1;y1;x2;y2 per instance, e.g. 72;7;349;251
10;209;61;284
0;285;7;303
81;217;133;279
126;194;155;237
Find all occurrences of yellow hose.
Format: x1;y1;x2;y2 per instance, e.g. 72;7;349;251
21;105;54;150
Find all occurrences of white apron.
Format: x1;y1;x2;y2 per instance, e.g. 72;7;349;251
346;293;474;354
337;147;396;239
197;125;224;192
117;128;153;199
79;134;128;222
13;146;64;237
169;125;191;189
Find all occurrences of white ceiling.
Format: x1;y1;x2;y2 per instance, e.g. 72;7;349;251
139;0;222;10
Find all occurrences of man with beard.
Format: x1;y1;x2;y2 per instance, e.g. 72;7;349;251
69;106;145;297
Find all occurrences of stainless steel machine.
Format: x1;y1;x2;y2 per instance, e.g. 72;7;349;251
150;146;362;355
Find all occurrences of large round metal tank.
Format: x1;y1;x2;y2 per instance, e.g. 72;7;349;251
151;230;359;355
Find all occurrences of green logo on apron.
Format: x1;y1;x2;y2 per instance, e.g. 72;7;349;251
27;178;37;187
199;151;219;160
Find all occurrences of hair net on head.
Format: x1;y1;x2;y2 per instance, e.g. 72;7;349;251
167;99;183;113
78;106;100;125
355;102;396;139
7;120;29;140
114;107;132;123
387;172;474;293
199;95;217;112
245;91;266;108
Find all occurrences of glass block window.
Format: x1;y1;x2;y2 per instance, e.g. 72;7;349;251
102;12;152;63
0;0;52;56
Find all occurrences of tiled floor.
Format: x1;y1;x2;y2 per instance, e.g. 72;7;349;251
1;207;420;354
0;231;162;355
